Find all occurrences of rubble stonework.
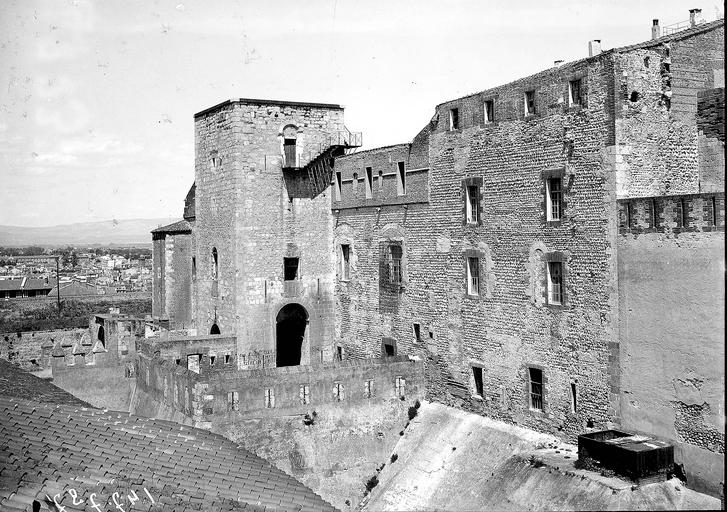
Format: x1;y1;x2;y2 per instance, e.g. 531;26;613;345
141;19;724;498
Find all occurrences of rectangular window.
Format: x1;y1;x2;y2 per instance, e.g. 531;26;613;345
710;196;718;226
388;244;403;285
264;388;275;408
546;177;562;221
466;257;480;296
547;261;563;305
466;185;479;224
529;368;543;411
396;161;406;196
224;353;230;364
336;346;344;362
395;376;406;398
569;79;582;107
365;167;373;199
341;244;351;281
570;382;577;413
284;257;299;281
352;173;358;194
525;90;536;116
676;197;688;228
449;108;459;130
472;367;484;397
364;380;374;398
210;355;216;366
333;382;345;402
483;100;494;124
383;342;396;357
228;391;239;411
412;323;421;342
335;171;342;201
300;384;310;405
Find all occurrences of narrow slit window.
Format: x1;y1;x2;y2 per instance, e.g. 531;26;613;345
570;382;577;413
547;261;563;305
675;198;685;228
412;323;421;342
466;185;479;223
364;379;374;398
472;367;484;397
396;161;406;196
569;79;582;107
711;196;718;226
192;257;196;279
484;100;494;124
529;368;543;411
365;167;373;199
265;388;275;408
652;198;660;228
341;244;351;280
395;376;406;398
546;177;562;221
334;172;342;201
378;170;384;189
300;385;310;405
333;382;345;402
352;172;358;194
449;108;459;130
228;391;239;411
336;346;344;362
525;90;536;116
284;257;299;281
467;257;480;296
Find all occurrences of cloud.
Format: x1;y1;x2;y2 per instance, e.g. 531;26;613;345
34;99;89;133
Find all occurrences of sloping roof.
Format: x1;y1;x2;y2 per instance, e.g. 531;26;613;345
184;182;196;221
611;18;724;54
151;219;193;235
0;277;54;291
0;359;90;407
0;361;337;512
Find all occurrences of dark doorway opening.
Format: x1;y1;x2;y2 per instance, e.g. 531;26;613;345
276;303;307;367
284;138;296;167
210;323;220;335
284;257;299;281
97;325;105;348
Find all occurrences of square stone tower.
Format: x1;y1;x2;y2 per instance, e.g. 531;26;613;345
192;98;360;368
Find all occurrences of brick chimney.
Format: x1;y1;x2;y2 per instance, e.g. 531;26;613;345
588;40;602;57
652;19;661;40
689;8;703;27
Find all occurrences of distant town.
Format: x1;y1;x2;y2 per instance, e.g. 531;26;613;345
0;246;152;300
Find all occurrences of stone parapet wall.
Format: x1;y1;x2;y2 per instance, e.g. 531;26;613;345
1;328;88;369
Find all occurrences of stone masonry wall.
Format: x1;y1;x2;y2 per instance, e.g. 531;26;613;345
193;100;346;364
165;232;192;328
614;25;724;198
334;54;621;443
697;87;725;193
1;328;88;369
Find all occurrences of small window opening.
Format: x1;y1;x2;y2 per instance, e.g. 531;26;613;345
472;367;484;397
210;355;216;366
265;388;275;408
175;358;181;365
396;161;406;196
675;198;686;228
525;90;536;115
449;108;459;130
644;56;650;68
192;257;196;279
341;244;351;281
334;172;342;201
395;376;406;398
352;173;359;194
569;79;582;107
547;261;563;305
334;382;345;402
630;91;640;102
212;247;219;280
529;368;543;411
570;382;578;413
300;384;310;405
466;185;479;223
336;346;344;362
364;379;374;398
383;342;396;357
224;353;230;364
378;170;384;189
284;257;299;281
412;323;421;342
365;167;373;199
651;198;660;228
546;177;562;221
187;354;201;374
467;257;480;296
228;391;239;411
484;100;494;123
387;244;403;285
210;323;221;335
711;196;718;226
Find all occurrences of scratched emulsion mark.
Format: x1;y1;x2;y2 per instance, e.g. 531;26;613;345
43;486;155;512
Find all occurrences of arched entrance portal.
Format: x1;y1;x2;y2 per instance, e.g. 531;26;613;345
276;303;308;367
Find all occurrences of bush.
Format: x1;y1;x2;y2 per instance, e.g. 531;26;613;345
407;406;418;420
390;453;398;463
414;399;421;409
365;475;379;492
528;455;544;468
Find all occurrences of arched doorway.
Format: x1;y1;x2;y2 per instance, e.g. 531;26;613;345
210;323;220;335
276;303;307;367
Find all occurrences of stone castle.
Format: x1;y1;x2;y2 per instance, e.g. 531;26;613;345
48;14;724;500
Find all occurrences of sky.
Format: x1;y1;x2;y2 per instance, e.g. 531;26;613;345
0;0;723;227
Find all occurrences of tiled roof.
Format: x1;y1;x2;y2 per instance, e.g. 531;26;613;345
151;219;192;235
611;18;724;54
0;359;90;407
0;362;338;512
0;278;54;291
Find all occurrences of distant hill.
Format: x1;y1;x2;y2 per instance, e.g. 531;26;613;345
0;218;181;247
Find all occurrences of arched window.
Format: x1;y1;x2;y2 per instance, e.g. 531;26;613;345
212;247;218;280
210;323;221;335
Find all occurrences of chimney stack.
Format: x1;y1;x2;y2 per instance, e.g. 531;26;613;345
652;19;661;39
689;8;703;27
588;40;602;57
554;59;564;66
